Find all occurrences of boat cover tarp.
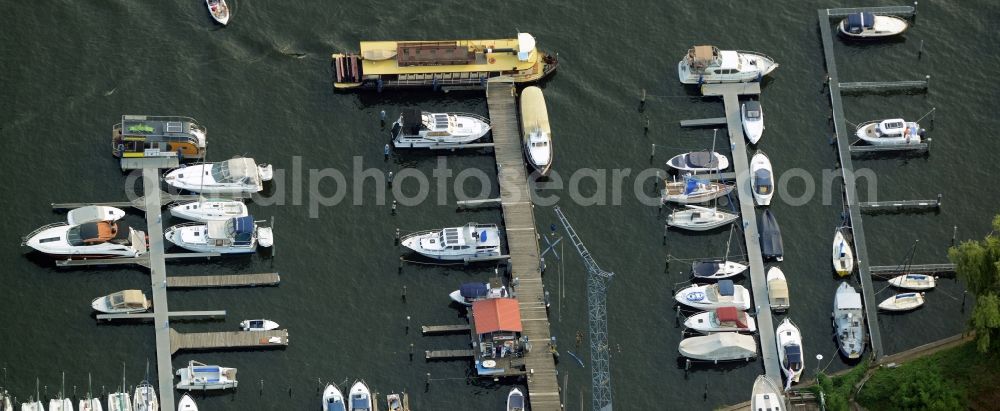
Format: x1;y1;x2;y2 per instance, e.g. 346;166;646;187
743;100;762;119
686;151;717;168
754;169;772;192
351;397;369;410
758;210;783;258
692;261;720;278
222;157;259;181
846;12;875;33
472;298;522;334
78;222;101;241
835;285;863;309
519;86;551;135
768;279;788;299
716;307;746;327
684;178;704;195
906;274;928;281
327;400;346;411
679;333;757;360
121;290;146;305
479;230;488;242
232;216;254;237
784;345;803;369
717;280;735;296
68;206;113;225
460;282;489;298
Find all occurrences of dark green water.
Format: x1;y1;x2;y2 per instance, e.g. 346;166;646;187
2;0;999;409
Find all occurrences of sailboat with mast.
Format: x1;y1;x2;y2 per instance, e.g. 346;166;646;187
107;363;131;411
47;372;72;411
21;378;43;411
79;374;103;411
133;362;157;411
666;131;739;231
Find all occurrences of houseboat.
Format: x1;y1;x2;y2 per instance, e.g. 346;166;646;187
471;298;524;376
112;115;206;160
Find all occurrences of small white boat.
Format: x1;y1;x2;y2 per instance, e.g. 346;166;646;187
47;398;71;411
751;375;786;411
767;267;790;312
741;101;764;144
106;392;131;411
22;400;44;411
506;388;525;411
675;280;752;310
2;392;11;411
92;290;151;314
67;206;126;225
520;86;553;175
347;381;372;411
684;307;757;333
165;216;274;254
855;119;924;146
78;398;101;411
322;384;346;411
691;259;747;279
448;282;509;306
667;205;738;231
132;382;157;411
385;393;407;411
888;274;936;291
678;332;757;361
177;394;198;411
667;151;730;172
169;199;248;222
750;151;774;206
240;319;280;331
400;223;501;261
391;109;491;149
776;319;804;387
164;157;273;194
833;282;865;359
22;221;145;259
205;0;229;25
839;12;909;38
678;45;778;84
175;361;238;390
832;228;854;277
662;177;734;204
878;293;925;311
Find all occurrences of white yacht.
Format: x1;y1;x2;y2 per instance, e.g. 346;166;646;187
767;267;790;312
175;361;238;390
691;260;747;280
240;319;279;331
666;151;729;172
855;119;924;146
878;293;925;311
322;384;346;411
888;274;936;291
506;388;525;411
684;307;757;333
839;12;909;38
776;319;804;388
164;157;274;194
391;109;490;149
67;206;126;225
106;392;131;411
347;381;372;411
667;205;738;231
678;333;757;361
165;216;273;254
400;223;501;261
662;177;733;205
205;0;229;25
741;101;764;144
677;45;778;84
520;86;553;175
22;221;145;259
833;282;865;359
832;228;854;277
750;151;774;206
169;199;248;222
751;375;786;411
675;280;752;310
449;282;509;306
132;382;157;411
177;394;198;411
92;290;151;314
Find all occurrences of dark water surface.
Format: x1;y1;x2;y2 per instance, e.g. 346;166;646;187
2;0;999;409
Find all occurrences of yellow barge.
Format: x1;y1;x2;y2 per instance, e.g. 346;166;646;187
331;33;557;90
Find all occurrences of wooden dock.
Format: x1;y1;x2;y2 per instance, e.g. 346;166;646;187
826;5;916;17
424;349;475;360
840;79;928;92
169;328;289;355
679;117;728;128
421;324;471;335
141;166;177;409
97;310;226;321
869;263;956;276
859;195;941;213
51;193;246;211
166;273;281;288
486;81;561;411
121;156;178;170
56;252;222;268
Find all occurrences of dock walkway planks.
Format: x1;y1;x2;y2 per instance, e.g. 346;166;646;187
166;273;280;288
169;328;289;354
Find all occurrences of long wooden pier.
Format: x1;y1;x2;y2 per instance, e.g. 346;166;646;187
425;349;476;360
486;81;561;411
169;328;289;354
97;310;226;321
859;195;941;213
869;263;956;276
166;273;281;288
140;166;177;409
700;82;781;384
421;324;471;335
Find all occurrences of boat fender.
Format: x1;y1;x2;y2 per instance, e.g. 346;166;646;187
489;57;496;64
117;143;125;152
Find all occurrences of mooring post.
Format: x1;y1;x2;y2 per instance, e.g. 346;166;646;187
410;343;414;361
913;1;918;16
918;39;924;59
926;75;931;90
961;290;967;312
380;110;386;127
402;285;407;301
639;88;647;112
398;256;403;273
384;144;390;160
663;223;668;245
936;193;942;208
387;171;394;186
392;200;397;215
951;225;958;246
405;315;411;334
644;118;650;135
664;257;670;273
650;143;656;162
260;379;264;396
395;228;400;245
425;373;431;391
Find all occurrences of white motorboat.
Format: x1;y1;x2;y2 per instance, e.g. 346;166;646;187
47;398;71;411
662;177;734;204
667;205;738;231
684;307;757;333
855;119;924;146
878;293;925;311
347;381;372;411
400;223;501;261
691;259;748;280
751;375;786;411
888;274;936;291
177;394;198;411
165;216;274;254
839;12;909;38
776;319;804;387
91;290;151;314
106;392;131;411
506;388;525;411
666;151;730;172
164;157;273;194
520;86;553;175
67;206;126;225
175;361;238;390
169;199;248;222
832;228;854;277
391;109;491;149
22;221;145;259
759;209;783;261
750;151;774;206
677;45;778;84
675;280;752;310
240;319;280;331
386;393;406;411
767;267;790;312
205;0;229;25
741;100;765;144
322;384;346;411
132;381;157;411
449;282;509;306
678;332;757;361
833;282;865;359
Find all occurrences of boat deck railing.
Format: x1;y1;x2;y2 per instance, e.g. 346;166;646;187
20;222;69;244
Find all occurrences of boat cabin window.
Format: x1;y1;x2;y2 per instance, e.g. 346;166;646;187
39;236;61;243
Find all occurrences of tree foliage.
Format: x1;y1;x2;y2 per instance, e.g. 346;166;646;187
948;214;1000;353
858;364;963;410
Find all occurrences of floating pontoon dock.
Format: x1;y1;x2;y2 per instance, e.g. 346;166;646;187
421;324;471;335
166;273;281;288
169;328;289;355
51;193;246;212
96;311;227;321
425;349;476;360
869;263;955;276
